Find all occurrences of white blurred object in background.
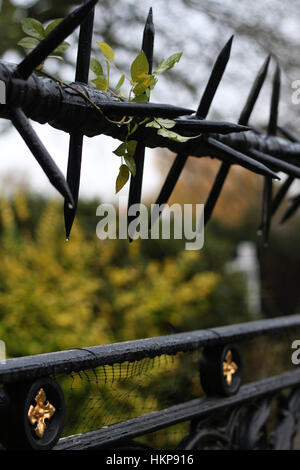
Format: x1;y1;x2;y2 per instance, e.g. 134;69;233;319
226;241;261;317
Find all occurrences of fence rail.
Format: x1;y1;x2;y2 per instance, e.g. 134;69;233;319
0;314;300;450
0;314;300;384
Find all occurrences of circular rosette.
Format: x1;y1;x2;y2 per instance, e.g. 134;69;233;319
199;344;242;397
0;377;65;450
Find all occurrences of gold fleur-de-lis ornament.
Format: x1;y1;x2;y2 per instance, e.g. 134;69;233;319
223;350;238;387
28;388;56;438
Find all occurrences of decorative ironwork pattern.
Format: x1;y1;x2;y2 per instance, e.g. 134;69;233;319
223;350;238;387
28;388;56;438
177;387;300;450
0;315;298;450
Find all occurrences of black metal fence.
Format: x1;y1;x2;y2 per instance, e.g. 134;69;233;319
0;315;300;450
0;0;300;450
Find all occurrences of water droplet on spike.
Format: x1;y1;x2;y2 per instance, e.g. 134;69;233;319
68;203;73;209
65;238;69;242
257;229;262;236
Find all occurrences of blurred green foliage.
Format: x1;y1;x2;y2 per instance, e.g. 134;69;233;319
0;192;250;358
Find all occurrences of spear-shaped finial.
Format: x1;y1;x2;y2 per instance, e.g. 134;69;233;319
128;8;154;240
10;107;74;207
280;194;300;224
272;175;294;216
271;126;298;216
150;36;234;231
64;1;95;240
142;7;154;72
268;62;281;136
206;138;279;179
238;55;271;125
197;36;234;119
249;148;300;178
260;176;273;246
15;0;98;80
204;55;271;226
260;62;281;245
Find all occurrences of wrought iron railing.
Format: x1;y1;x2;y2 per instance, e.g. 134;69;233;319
0;0;300;451
0;315;300;450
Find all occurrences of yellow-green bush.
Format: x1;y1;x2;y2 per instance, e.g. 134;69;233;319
0;193;250;358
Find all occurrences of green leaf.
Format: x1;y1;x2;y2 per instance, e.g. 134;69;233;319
124;155;136;176
126;140;138;157
133;75;155;96
157;128;201;142
113;142;127;157
45;19;63;36
131;50;149;82
113;141;137;163
155;118;176;129
21;18;45;40
90;58;103;76
115;74;125;91
92;75;108;91
146;120;161;129
97;42;114;62
116;165;130;193
18;37;40;49
154;52;182;74
131;94;148;103
53;41;70;54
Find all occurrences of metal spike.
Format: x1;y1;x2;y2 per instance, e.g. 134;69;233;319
260;176;273;246
148;37;234;229
271;127;297;216
204;161;230;226
259;64;280;243
280;195;300;224
142;7;154;73
204;56;271;229
207;137;279;179
64;1;95;240
172;119;250;134
259;63;280;241
268;63;281;136
128;8;154;241
150;154;188;229
238;55;271;125
10;107;74;206
278;126;299;143
197;36;234;118
272;175;294;216
15;0;98;80
249;148;300;178
101;101;194;118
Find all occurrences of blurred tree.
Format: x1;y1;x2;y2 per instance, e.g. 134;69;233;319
0;193;250;357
